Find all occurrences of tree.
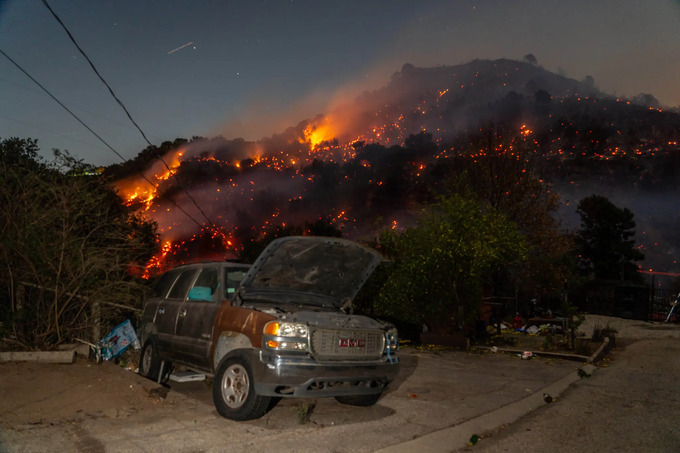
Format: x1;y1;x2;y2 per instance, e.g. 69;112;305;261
373;194;527;334
583;75;596;90
523;53;538;65
0;139;159;348
575;195;644;282
433;125;575;301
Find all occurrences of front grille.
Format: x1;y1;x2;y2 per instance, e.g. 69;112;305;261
310;328;384;360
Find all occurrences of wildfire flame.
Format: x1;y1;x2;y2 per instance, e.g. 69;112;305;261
118;76;660;279
115;148;186;211
303;120;335;148
116;119;544;277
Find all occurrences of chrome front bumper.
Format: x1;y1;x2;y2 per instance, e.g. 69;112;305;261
249;350;400;398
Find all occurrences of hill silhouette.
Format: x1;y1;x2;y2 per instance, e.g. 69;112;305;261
105;58;680;277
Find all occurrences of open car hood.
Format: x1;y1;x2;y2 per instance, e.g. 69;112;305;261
237;236;383;309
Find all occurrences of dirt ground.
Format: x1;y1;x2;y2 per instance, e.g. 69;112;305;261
2;315;680;453
2;314;678;429
0;360;172;428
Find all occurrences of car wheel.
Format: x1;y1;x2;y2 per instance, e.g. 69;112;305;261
335;393;382;406
139;340;161;381
212;355;272;421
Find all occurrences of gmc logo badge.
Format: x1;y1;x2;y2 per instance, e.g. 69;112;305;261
338;338;366;348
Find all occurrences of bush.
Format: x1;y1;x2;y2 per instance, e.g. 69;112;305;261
592;323;617;347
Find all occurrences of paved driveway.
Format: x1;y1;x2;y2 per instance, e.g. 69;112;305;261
1;347;580;453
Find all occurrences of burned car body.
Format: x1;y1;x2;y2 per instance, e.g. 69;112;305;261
138;236;399;420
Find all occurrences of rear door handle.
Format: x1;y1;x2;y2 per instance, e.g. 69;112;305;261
179;309;187;317
157;307;165;315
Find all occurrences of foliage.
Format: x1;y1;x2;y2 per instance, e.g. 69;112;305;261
0;138;159;348
575;194;644;283
291;402;316;425
431;124;576;300
373;194;527;334
592;323;617;349
103;138;188;180
561;296;585;349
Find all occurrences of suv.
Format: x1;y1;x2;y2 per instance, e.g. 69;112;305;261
138;236;400;420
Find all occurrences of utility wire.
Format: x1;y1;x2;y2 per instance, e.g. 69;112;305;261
40;0;152;147
41;0;215;227
0;48;205;229
0;48;127;162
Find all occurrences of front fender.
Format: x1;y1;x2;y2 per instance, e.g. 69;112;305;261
210;303;276;370
213;332;253;371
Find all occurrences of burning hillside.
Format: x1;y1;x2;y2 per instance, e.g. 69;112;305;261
109;58;680;277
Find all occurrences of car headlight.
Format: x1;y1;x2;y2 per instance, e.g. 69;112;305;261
385;327;399;352
263;321;310;351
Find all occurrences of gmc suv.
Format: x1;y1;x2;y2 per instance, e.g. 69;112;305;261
138;236;400;420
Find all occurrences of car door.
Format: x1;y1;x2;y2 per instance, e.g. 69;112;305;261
140;268;180;343
155;267;199;357
173;266;220;368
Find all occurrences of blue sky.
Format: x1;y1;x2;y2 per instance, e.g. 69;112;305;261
2;0;679;165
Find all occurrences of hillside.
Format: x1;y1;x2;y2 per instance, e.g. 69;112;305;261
105;58;680;277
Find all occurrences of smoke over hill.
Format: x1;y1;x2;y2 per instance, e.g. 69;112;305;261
106;58;680;277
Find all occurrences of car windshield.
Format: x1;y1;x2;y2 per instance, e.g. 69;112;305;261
224;269;248;298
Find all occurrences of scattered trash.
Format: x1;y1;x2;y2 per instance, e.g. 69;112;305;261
408;393;418;399
513;313;523;329
543;393;554;403
468;434;480;445
491;346;498;353
521;351;533;360
526;325;540;335
99;319;140;361
578;368;592;379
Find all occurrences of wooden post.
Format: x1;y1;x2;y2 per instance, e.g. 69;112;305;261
92;300;101;341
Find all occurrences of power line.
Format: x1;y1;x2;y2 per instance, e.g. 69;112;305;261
41;0;215;227
40;0;153;147
1;74;164;136
1;48;128;162
0;113;109;150
0;48;205;230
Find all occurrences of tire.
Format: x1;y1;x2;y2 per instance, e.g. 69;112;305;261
335;393;382;407
212;355;272;421
139;340;161;381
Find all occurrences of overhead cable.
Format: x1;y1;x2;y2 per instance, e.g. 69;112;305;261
41;0;215;227
0;48;205;229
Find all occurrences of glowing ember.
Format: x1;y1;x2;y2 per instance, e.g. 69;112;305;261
113;77;674;279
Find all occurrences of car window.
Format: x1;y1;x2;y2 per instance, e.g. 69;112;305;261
224;268;248;298
187;267;218;302
149;269;181;299
167;269;198;300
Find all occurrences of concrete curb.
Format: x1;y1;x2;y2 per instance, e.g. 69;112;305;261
474;346;590;363
473;337;610;364
373;364;597;452
587;337;610;364
0;350;77;363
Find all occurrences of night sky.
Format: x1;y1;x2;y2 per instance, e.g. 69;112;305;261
2;0;679;166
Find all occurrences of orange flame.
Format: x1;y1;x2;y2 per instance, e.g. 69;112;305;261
114;148;186;210
302;117;336;149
